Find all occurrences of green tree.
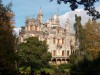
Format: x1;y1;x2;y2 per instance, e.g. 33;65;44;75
17;37;51;74
74;14;89;61
70;15;89;75
0;0;17;75
58;64;71;75
70;17;100;75
50;0;100;19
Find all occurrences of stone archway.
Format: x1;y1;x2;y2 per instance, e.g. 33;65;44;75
56;59;61;65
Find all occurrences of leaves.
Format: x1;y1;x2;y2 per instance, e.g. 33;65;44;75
50;0;100;19
17;37;51;71
84;20;100;59
0;1;16;75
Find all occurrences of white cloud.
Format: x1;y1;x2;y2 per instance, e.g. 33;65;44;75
59;7;100;32
14;28;21;35
59;9;91;32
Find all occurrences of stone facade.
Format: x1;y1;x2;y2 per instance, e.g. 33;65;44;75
19;8;75;65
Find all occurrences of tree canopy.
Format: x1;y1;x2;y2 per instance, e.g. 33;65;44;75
0;0;16;75
84;19;100;59
17;37;51;74
50;0;100;19
70;15;100;75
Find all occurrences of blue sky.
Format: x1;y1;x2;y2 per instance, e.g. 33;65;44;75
2;0;100;28
2;0;71;27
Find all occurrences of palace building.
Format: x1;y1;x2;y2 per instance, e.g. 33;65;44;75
19;8;75;65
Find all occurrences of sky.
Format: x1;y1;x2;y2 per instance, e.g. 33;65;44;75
2;0;71;27
2;0;100;33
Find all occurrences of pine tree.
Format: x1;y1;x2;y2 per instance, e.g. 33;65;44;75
0;1;16;75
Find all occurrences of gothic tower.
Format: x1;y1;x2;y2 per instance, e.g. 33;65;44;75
65;18;70;33
56;8;60;25
38;7;43;23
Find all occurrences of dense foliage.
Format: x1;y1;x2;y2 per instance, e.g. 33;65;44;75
50;0;100;19
74;14;89;61
0;0;16;75
17;37;51;74
70;15;100;75
84;20;100;59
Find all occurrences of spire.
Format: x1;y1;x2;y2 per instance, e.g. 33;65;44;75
38;7;43;16
49;13;55;25
38;7;43;23
26;16;30;24
50;13;54;20
56;8;60;24
65;18;70;32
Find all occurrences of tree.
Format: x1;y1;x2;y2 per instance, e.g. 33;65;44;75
70;17;100;75
17;37;51;74
0;0;17;75
74;14;89;60
50;0;100;19
84;19;100;59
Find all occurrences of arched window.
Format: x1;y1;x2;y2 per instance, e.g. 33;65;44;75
58;29;60;34
62;38;64;44
62;51;64;56
35;26;38;31
30;25;33;31
67;51;69;56
53;38;56;44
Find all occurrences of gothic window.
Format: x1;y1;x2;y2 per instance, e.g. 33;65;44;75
53;38;56;44
67;51;69;56
62;38;64;44
62;51;64;56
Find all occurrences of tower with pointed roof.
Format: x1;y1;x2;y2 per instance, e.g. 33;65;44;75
65;18;70;33
56;8;60;25
38;7;43;23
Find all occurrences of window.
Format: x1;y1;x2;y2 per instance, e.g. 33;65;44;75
53;38;56;44
67;51;69;56
35;26;38;31
58;29;60;34
62;38;64;44
30;25;33;31
62;51;64;56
